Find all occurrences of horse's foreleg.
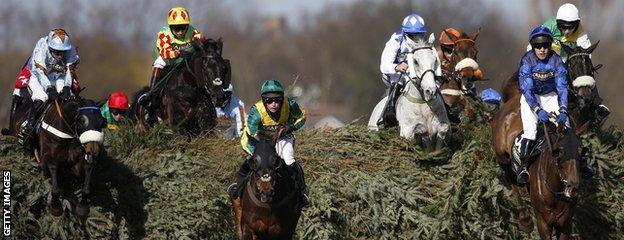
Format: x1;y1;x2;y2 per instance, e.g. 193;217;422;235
48;162;63;216
77;155;94;218
512;184;534;233
556;218;573;240
535;214;552;240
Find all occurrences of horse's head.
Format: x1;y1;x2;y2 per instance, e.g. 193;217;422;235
247;133;285;203
406;33;440;101
549;126;584;199
447;28;480;91
562;41;601;109
189;38;231;107
72;99;106;158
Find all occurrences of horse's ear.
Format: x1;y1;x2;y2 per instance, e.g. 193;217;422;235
561;44;574;55
586;40;599;54
247;131;258;146
428;33;435;45
443;29;458;42
469;27;481;41
216;38;223;56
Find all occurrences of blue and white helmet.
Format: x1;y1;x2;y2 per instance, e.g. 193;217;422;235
480;88;502;105
46;29;72;51
401;13;427;34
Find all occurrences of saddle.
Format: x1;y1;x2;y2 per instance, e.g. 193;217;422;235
512;123;559;172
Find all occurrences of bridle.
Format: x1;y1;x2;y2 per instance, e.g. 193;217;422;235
403;46;437;103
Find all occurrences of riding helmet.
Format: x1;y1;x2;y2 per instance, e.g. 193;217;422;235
260;80;284;97
528;25;553;45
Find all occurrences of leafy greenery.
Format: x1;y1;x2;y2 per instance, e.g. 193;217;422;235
0;120;622;239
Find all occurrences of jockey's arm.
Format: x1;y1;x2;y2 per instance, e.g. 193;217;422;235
554;57;569;109
288;98;306;131
191;27;206;42
30;38;52;88
380;34;401;75
156;31;180;59
519;58;540;113
246;106;261;137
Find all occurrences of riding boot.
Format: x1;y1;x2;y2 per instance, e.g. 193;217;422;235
227;155;252;199
580;151;596;179
138;67;161;123
377;82;402;127
2;96;23;134
590;87;610;119
444;101;461;124
516;138;533;185
291;162;310;208
18;100;44;150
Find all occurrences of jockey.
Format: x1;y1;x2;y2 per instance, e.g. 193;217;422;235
378;13;441;126
215;84;246;137
100;91;129;130
227;79;309;207
540;3;609;118
17;28;79;149
515;25;569;184
138;6;206;121
437;28;461;71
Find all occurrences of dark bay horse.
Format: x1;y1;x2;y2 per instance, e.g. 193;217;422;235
231;132;301;239
528;124;584;239
8;96;106;218
439;28;481;121
133;38;231;136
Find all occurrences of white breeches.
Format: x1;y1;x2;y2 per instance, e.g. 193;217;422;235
275;134;296;166
153;56;167;69
520;92;568;140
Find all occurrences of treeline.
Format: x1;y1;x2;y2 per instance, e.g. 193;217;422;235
0;0;622;126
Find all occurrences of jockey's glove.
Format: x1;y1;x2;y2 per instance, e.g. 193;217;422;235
179;50;193;59
558;112;568;124
60;86;71;100
537;109;550;123
282;124;295;136
46;87;60;102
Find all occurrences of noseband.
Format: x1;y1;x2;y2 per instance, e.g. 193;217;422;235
403;47;437;103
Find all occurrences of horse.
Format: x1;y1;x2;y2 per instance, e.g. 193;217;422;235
132;38;231;136
528;124;584;239
7;96;106;218
368;33;450;151
491;89;589;235
560;42;602;128
439;28;481;121
231;132;301;239
501;41;602;128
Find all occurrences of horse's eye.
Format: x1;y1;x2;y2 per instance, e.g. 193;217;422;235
80;115;89;126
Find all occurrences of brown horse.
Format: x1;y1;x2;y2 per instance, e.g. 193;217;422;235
133;39;231;136
8;96;106;218
528;124;584;239
439;28;481;121
231;133;302;239
492;93;588;236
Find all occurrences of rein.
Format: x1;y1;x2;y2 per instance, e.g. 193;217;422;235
403;46;437;104
42;100;77;139
245;171;295;208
